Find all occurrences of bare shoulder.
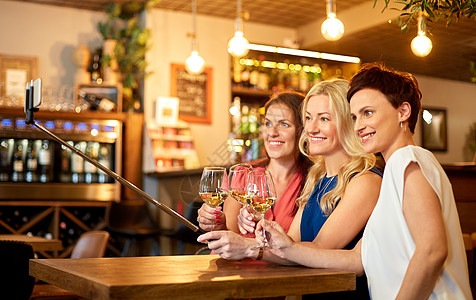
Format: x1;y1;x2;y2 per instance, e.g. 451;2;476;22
341;170;382;205
349;170;382;187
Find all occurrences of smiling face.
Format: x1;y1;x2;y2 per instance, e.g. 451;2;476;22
350;88;402;158
304;95;342;156
262;103;298;161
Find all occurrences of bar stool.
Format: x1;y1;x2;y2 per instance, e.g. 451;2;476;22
30;230;110;299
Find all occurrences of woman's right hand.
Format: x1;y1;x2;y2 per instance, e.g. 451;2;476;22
197;203;226;231
237;205;261;235
256;219;294;259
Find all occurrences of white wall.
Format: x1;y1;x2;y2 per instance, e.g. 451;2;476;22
0;1;103;87
416;75;476;163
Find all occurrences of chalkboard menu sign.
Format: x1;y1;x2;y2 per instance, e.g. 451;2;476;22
171;63;212;124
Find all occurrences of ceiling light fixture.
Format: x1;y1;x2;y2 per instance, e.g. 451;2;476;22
247;44;360;64
227;0;249;57
411;12;433;57
185;0;205;74
321;0;344;41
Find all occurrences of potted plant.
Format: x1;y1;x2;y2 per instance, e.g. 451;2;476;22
97;1;159;111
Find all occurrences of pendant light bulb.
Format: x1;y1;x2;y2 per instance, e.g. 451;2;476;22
185;50;205;75
228;30;249;57
185;0;205;74
228;0;249;57
411;13;432;57
321;0;344;41
411;34;432;57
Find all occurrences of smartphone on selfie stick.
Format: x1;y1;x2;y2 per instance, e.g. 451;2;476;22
24;79;202;234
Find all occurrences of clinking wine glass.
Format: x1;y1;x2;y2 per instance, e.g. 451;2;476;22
228;163;255;206
249;170;276;249
199;167;229;209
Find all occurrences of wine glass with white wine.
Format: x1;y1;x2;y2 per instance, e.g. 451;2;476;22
249;169;276;248
228;163;254;206
199;167;229;209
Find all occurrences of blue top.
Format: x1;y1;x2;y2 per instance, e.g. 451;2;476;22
300;168;382;300
300;168;382;248
300;174;338;242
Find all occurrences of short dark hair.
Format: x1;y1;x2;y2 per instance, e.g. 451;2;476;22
347;63;422;133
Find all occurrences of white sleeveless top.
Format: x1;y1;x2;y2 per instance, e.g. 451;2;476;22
361;146;472;299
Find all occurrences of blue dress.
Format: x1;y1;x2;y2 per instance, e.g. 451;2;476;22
300;174;338;243
300;168;382;300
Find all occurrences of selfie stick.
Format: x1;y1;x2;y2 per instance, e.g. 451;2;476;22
24;80;202;234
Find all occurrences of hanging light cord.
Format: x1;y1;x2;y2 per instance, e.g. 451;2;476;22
235;0;242;32
191;0;198;51
417;12;426;35
326;0;336;16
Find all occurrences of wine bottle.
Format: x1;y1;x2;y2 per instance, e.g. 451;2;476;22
98;143;112;183
78;90;116;112
0;139;11;182
60;143;72;183
241;66;250;88
38;140;53;183
232;60;242;88
11;139;25;182
89;48;102;83
290;70;300;91
71;141;86;183
257;68;270;91
249;69;259;89
240;105;250;135
299;70;309;93
84;142;99;183
25;140;38;183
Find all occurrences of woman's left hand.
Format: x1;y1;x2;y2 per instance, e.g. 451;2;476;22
197;231;260;260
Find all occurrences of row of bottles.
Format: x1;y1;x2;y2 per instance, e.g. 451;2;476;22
0;138;114;184
229;99;267;164
232;57;328;94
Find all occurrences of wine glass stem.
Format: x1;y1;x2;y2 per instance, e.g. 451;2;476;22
261;214;267;246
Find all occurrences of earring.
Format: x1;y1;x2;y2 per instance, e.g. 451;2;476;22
400;121;406;132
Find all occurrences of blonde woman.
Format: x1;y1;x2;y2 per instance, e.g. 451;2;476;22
198;79;382;299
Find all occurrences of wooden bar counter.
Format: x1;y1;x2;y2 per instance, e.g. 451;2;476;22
29;255;355;300
443;163;476;233
0;234;62;252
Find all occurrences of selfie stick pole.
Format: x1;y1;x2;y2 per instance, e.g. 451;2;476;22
24;81;201;233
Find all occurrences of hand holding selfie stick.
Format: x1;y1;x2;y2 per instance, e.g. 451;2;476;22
25;79;202;234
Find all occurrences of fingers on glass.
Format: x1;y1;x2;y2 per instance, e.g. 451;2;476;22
229;163;255;206
199;167;229;208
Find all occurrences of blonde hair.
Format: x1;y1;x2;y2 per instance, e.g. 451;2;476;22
297;79;376;215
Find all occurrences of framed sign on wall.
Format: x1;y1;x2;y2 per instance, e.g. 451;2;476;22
0;54;38;99
421;107;447;151
170;63;212;124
